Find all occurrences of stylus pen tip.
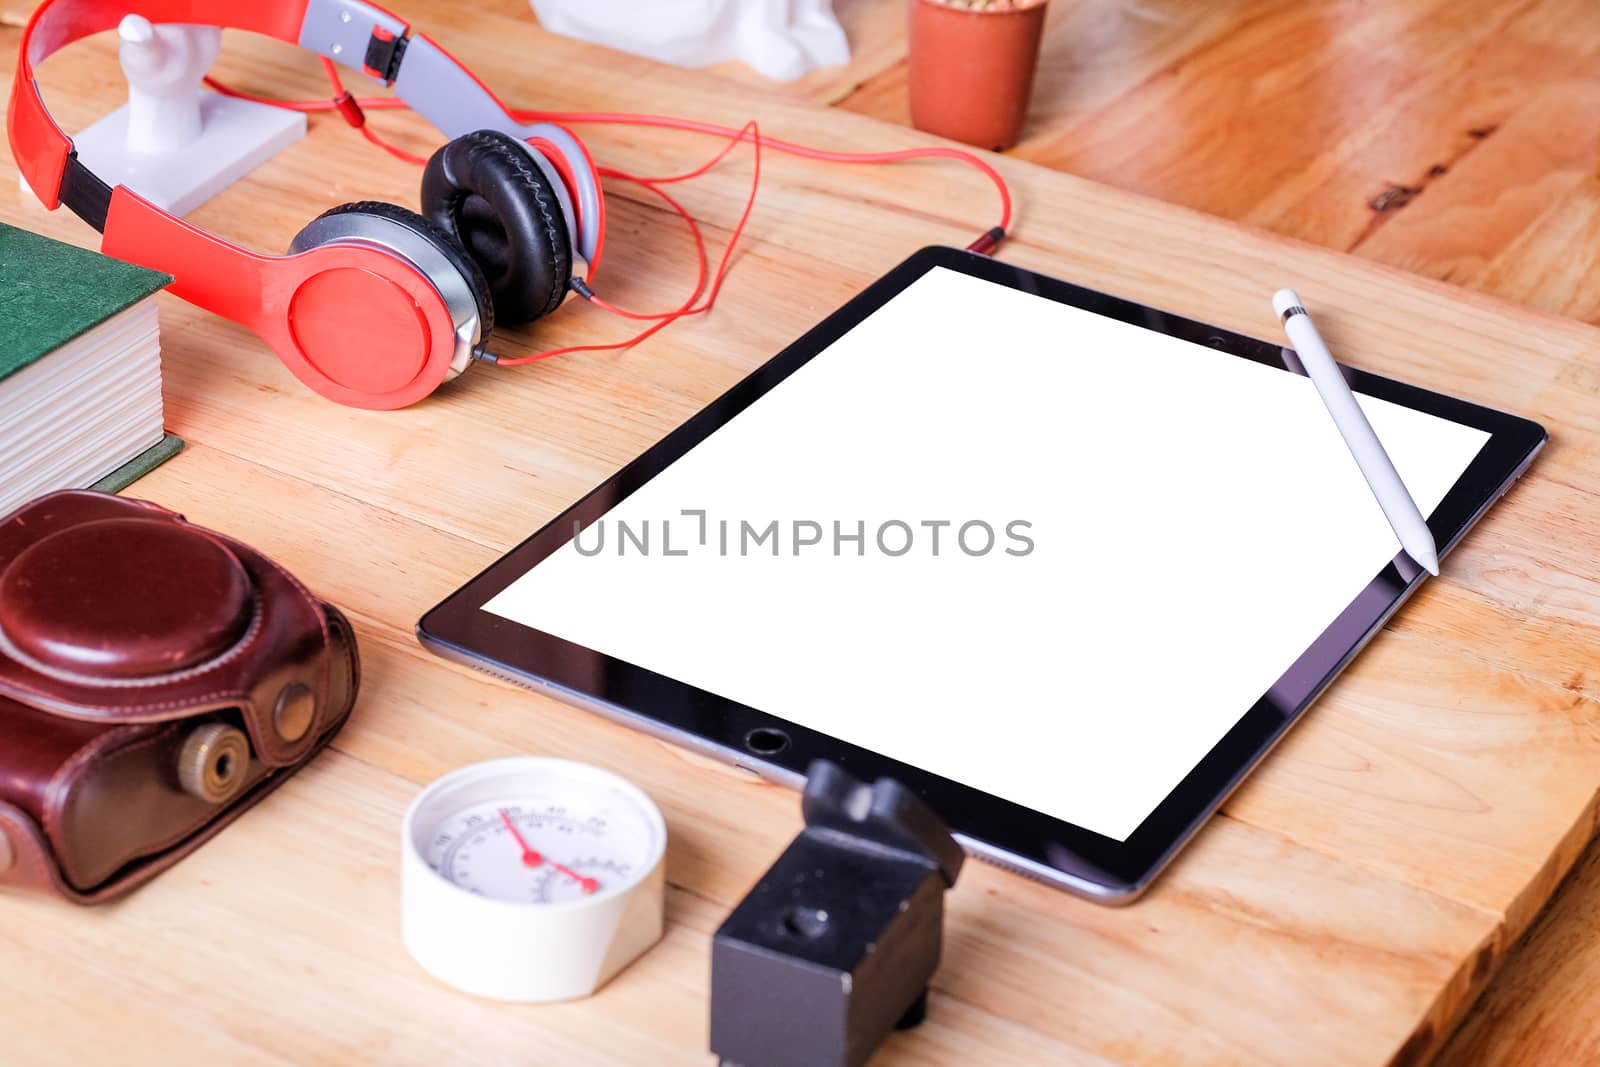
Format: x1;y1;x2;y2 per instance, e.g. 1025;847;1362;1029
1410;545;1441;577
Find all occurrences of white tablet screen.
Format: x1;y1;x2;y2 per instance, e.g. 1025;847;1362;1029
486;266;1489;841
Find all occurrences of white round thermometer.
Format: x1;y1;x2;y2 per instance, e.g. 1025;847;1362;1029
401;758;667;1002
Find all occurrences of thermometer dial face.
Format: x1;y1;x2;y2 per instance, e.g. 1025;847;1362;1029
422;793;657;905
401;758;669;1003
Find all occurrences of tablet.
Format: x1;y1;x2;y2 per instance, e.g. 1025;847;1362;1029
419;247;1545;902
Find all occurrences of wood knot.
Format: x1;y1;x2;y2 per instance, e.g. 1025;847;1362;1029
1371;184;1423;212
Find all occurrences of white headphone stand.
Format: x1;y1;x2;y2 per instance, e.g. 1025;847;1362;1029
46;16;307;217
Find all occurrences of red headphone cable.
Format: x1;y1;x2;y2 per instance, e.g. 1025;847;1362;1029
507;108;1012;234
201;70;1013;367
489;119;763;365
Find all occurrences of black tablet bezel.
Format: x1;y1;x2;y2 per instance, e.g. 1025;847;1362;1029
419;246;1546;901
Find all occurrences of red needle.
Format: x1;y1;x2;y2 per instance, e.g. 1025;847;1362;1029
497;809;599;893
547;860;601;895
498;809;542;868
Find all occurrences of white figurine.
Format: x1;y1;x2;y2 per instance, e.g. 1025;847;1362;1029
61;15;306;217
529;0;850;82
118;16;220;155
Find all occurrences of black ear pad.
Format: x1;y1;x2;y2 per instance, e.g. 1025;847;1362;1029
300;201;495;341
420;130;573;326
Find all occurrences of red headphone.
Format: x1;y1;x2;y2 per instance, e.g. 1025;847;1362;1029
10;0;608;409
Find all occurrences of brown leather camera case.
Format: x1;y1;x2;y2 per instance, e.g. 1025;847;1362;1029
0;491;359;903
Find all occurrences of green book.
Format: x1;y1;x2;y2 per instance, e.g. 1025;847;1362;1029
0;223;179;514
0;223;170;372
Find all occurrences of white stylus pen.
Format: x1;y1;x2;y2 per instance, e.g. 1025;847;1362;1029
1273;288;1441;576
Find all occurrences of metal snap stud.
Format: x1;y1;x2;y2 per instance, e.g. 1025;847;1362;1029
274;683;316;743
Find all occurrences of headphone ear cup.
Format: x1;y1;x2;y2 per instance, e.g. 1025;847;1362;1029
279;200;496;407
421;130;573;326
298;201;496;344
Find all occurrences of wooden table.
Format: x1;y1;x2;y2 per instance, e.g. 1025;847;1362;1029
4;5;1600;1065
732;5;1600;1063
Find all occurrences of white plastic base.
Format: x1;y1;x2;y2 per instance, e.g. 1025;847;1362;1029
64;91;306;217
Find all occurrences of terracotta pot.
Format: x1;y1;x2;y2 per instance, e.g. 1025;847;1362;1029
908;0;1048;151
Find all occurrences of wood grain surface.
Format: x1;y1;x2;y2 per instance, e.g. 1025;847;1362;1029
770;0;1600;330
1;3;1599;1065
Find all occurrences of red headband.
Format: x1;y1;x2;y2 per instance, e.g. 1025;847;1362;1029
15;2;341;214
8;0;607;408
9;0;603;250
